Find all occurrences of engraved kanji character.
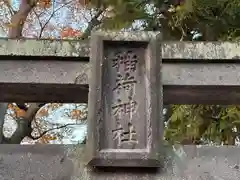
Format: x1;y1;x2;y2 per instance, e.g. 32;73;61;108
112;54;121;71
112;122;138;148
113;72;137;92
123;50;138;72
112;98;137;116
112;51;138;72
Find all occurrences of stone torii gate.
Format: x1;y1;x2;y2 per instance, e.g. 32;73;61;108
0;31;240;179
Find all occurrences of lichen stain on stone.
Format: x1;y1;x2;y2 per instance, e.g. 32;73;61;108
93;30;161;42
0;38;90;57
1;37;240;60
162;42;240;59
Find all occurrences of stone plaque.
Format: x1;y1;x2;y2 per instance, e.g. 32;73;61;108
87;31;163;167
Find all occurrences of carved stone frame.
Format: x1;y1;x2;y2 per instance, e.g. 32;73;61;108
86;31;163;167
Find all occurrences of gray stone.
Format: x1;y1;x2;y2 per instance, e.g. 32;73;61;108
1;38;240;59
0;38;89;57
162;41;240;59
1;36;240;104
0;60;90;84
86;31;163;167
0;145;239;180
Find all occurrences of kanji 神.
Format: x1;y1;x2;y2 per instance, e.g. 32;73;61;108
112;98;137;116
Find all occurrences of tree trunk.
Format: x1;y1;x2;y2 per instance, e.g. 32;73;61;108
8;0;37;38
0;0;39;144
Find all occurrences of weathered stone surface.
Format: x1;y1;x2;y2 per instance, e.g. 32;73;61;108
0;60;240;104
0;59;240;104
90;30;162;41
1;37;240;59
1;60;240;86
0;60;90;84
162;63;240;85
0;38;89;57
162;41;240;59
87;31;163;167
0;145;240;180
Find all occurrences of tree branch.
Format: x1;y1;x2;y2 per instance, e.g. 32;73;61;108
4;103;41;144
29;123;80;140
39;0;74;38
33;9;43;29
3;0;17;16
80;8;104;39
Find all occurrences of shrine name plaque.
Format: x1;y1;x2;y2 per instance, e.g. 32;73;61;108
87;31;163;167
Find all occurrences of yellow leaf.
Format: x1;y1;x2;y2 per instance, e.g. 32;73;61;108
176;5;183;12
70;109;82;119
4;23;17;28
42;134;57;141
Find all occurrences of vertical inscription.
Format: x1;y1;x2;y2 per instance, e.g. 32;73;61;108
111;50;139;149
88;32;162;167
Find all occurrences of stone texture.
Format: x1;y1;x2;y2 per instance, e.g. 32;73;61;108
0;38;240;104
1;60;240;86
0;145;240;180
87;31;163;167
162;41;240;59
162;63;240;85
90;30;162;41
1;37;240;59
0;60;90;84
0;38;89;57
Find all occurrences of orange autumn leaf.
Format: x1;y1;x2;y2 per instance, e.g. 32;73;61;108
8;103;13;109
37;0;51;8
51;103;62;109
42;134;57;141
16;109;26;118
37;138;48;144
70;109;82;119
35;134;57;144
8;104;26;118
38;108;49;117
60;27;82;38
